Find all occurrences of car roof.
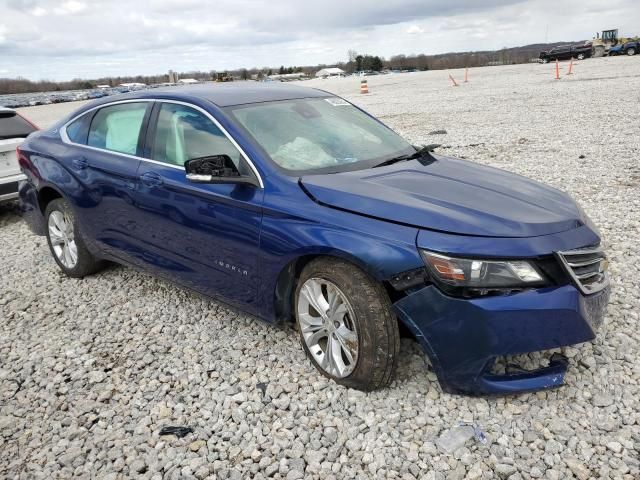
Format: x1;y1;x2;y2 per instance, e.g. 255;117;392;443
92;82;333;108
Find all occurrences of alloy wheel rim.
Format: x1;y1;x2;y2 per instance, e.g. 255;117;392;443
48;210;78;269
297;278;359;378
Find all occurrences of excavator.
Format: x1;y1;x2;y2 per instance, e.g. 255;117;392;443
591;29;639;57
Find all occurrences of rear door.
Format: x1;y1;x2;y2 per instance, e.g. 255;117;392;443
132;101;264;311
63;101;153;263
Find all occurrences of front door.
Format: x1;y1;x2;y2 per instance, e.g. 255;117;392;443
132;101;264;312
557;46;571;60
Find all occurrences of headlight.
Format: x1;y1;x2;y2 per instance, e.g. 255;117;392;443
420;250;545;288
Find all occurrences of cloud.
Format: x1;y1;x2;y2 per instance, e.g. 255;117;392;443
406;25;425;34
54;0;86;15
5;0;38;10
0;0;638;81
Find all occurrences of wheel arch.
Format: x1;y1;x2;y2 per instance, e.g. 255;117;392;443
272;251;397;325
37;185;65;214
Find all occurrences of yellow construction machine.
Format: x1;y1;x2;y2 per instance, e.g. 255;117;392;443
591;29;639;57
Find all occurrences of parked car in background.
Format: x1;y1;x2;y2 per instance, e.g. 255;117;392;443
0;107;37;203
608;44;624;56
18;84;610;395
539;44;592;62
622;40;638;56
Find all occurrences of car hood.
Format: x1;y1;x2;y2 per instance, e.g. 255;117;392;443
299;155;584;238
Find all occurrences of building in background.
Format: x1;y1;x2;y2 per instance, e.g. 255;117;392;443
119;82;146;90
168;70;178;83
315;67;346;78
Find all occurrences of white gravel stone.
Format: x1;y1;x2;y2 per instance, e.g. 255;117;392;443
2;57;639;479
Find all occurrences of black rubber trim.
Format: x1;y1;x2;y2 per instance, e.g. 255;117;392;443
0;181;19;196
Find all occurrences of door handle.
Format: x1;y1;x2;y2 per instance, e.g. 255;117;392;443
140;171;163;187
71;157;88;170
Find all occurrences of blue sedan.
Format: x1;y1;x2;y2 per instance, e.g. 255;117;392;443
17;83;610;394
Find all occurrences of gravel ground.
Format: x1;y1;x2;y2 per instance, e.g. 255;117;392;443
2;57;639;479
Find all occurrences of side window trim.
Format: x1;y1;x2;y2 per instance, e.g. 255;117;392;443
137;102;156;158
60;98;264;188
143;102;161;159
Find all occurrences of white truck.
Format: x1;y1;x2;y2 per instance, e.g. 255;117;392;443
0;107;38;203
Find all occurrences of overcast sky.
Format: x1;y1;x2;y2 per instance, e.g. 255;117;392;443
1;0;639;81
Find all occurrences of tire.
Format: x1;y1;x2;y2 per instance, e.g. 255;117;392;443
577;53;585;60
541;58;549;64
627;47;636;56
45;198;105;278
593;46;605;57
294;257;400;391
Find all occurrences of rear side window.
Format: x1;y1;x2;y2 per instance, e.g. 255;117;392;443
66;113;93;144
88;103;148;155
0;113;37;140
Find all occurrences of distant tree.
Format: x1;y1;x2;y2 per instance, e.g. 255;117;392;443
279;65;285;74
240;69;249;80
267;69;273;76
371;56;383;71
355;55;364;72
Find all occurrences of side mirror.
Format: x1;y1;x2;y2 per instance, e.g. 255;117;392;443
185;155;258;187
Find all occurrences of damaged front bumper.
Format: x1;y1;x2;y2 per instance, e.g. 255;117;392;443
393;283;610;395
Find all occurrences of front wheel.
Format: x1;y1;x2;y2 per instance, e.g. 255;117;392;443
577;53;585;60
541;58;549;64
295;258;399;391
45;198;105;278
627;47;637;56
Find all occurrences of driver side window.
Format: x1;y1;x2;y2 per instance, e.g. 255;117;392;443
151;103;245;171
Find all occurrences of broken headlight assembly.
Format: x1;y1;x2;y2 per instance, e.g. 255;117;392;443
420;250;548;296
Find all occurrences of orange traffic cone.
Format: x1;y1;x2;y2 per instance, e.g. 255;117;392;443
360;80;369;94
555;59;560;80
449;74;459;87
567;58;574;75
464;68;469;83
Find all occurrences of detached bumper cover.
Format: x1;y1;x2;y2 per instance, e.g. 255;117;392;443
394;283;610;395
18;180;46;236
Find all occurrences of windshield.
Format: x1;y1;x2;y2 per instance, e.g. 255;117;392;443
228;97;414;174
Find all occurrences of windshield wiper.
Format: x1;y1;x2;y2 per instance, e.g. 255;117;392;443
373;144;440;168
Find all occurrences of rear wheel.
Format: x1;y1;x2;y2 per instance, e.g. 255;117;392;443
295;258;399;391
627;47;636;56
45;198;104;278
577;53;585;60
541;58;549;64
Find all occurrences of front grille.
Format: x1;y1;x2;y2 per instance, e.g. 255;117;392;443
556;246;609;295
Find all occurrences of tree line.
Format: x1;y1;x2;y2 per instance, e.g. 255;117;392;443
0;41;573;95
